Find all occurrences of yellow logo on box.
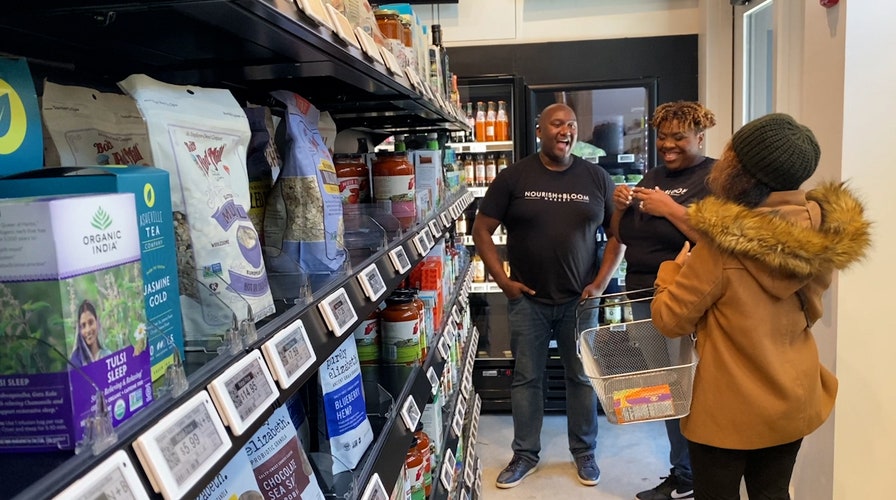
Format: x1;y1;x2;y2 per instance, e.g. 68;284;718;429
0;78;27;155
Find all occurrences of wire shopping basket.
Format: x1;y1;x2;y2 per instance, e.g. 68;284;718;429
576;289;697;425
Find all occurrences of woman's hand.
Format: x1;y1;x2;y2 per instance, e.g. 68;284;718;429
674;241;691;266
613;184;634;211
634;186;675;216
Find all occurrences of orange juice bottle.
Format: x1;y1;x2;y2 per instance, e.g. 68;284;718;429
474;101;486;142
496;100;510;141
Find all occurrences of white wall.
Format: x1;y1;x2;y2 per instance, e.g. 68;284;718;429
419;0;896;497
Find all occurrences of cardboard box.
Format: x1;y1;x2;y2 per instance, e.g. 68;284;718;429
413;149;444;220
0;58;43;175
0;193;152;451
0;166;185;383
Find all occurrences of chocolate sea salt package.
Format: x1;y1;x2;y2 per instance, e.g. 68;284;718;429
0;193;152;452
118;74;275;338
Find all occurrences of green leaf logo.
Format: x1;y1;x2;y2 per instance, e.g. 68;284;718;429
91;207;113;231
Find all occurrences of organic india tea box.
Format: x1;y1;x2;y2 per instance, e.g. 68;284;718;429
0;193;152;452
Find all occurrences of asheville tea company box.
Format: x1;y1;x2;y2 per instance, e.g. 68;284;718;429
0;166;184;384
0;193;152;452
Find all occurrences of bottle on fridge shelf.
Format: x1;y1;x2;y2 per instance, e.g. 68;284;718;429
485;101;497;142
415;424;433;497
450;74;460;108
474;153;486;187
471;253;486;283
464;102;476;142
405;437;425;500
497;152;509;173
474;101;486;142
485;153;497;185
463;154;474;186
455;213;467;236
496;100;510;141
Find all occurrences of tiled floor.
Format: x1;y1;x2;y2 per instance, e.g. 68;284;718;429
476;413;671;499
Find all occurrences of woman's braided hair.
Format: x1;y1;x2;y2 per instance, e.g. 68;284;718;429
650;101;717;133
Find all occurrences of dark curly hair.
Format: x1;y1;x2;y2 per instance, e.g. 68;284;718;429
651;101;717;133
707;145;772;207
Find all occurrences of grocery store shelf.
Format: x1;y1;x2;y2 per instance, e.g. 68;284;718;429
446;140;514;153
7;191;475;500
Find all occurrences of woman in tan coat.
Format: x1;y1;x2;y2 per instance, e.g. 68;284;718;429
651;113;871;499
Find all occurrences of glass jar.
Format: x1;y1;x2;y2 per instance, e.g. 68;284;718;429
380;295;421;365
334;153;370;205
374;9;401;40
373;151;416;230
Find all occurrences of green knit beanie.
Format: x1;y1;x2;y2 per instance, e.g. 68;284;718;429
731;113;821;191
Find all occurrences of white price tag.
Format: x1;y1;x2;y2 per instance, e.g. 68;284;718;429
426;366;439;395
261;318;316;390
474;394;482;416
360;472;388;500
54;450;149;500
388;246;412;274
452;411;464;437
325;3;360;48
318;287;358;337
133;392;231;499
428;220;441;239
354;26;381;61
412;233;427;256
464;455;476;487
452;306;462;324
437;336;450;360
421;227;435;250
457;395;467;420
378;46;403;76
444;323;456;345
440;448;456;490
207;350;278;436
469;143;487;153
357;263;387;301
439;211;450;228
399;396;421;432
460;377;471;399
297;0;335;31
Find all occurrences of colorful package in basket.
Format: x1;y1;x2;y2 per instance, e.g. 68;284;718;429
197;444;264;500
40;80;153;167
0;58;43;175
118;74;275;338
0;193;152;452
613;384;675;424
244;405;325;500
317;336;373;474
264;91;345;276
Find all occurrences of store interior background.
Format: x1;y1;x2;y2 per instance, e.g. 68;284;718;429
417;1;894;498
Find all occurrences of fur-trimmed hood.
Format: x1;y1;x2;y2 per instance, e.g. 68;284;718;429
688;181;871;292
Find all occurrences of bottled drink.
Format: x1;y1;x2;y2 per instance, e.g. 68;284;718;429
471;253;485;283
474;153;486;187
485;101;497;142
496;100;510;141
463;154;474;186
474;101;486;142
497;152;509;173
485;153;497;185
415;425;433;497
465;102;476;142
455;213;467;236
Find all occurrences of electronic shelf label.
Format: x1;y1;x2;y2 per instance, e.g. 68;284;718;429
53;450;149;500
426;366;439;395
207;350;278;436
412;232;428;256
133;391;231;500
360;473;388;500
378;45;403;76
428;220;441;239
297;0;335;31
354;26;381;62
388;246;412;274
451;410;464;438
325;3;360;49
439;211;451;228
357;263;387;301
261;317;316;390
399;395;421;432
440;448;456;490
437;335;451;361
318;287;358;337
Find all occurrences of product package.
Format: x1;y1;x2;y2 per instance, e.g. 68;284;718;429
244;105;279;247
119;74;275;338
264;91;345;280
0;58;43;174
412;149;443;221
317;336;373;474
0;193;152;452
244;405;325;500
0;166;185;384
196;447;264;500
41;81;152;167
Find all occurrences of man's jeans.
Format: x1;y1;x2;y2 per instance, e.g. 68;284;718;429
507;295;598;464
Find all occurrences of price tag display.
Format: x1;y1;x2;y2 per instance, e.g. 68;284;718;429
437;336;450;360
452;305;462;324
451;410;464;437
428;220;441;239
378;45;403;76
460;376;471;400
354;26;381;61
325;3;360;48
412;233;427;256
133;391;231;499
474;394;482;416
464;455;476;487
426;366;439;395
318;287;358;337
360;472;389;500
439;211;450;228
388;246;412;274
440;448;456;490
297;0;335;31
457;395;467;420
421;227;435;250
357;263;387;301
54;450;149;500
207;350;278;436
399;395;421;432
261;318;316;390
444;323;456;345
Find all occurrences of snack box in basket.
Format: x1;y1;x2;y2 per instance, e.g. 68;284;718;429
0;193;152;451
0;166;184;384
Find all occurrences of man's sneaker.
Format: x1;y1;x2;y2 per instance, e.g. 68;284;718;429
495;455;537;489
573;453;601;486
635;469;694;500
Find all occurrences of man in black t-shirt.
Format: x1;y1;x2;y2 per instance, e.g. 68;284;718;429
472;103;620;489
